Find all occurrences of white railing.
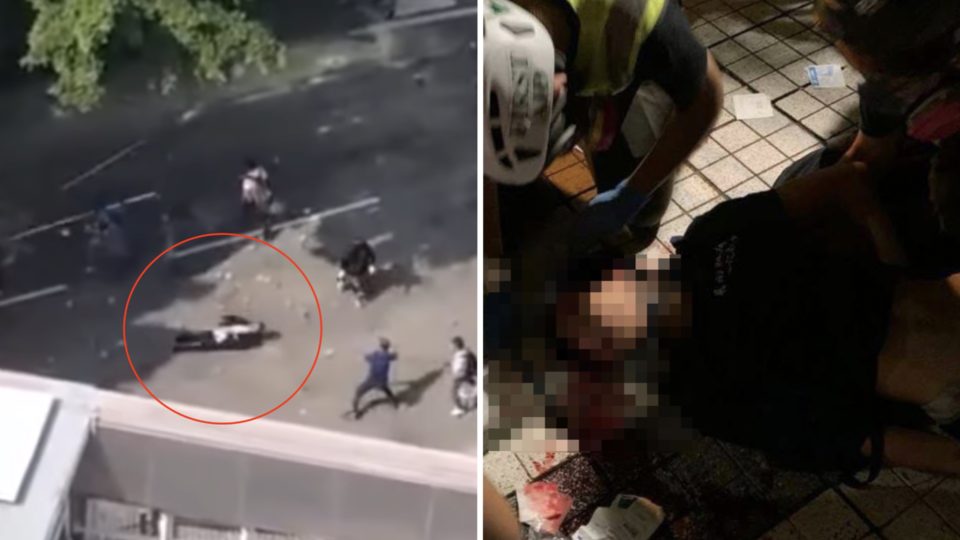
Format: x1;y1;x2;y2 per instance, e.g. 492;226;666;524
0;369;476;540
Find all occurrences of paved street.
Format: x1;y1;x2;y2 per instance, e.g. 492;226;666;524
0;6;476;455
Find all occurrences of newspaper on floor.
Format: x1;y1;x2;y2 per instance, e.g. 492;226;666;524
572;494;665;540
807;64;846;88
733;93;774;120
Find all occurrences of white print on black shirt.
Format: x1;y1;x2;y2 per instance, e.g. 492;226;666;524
713;236;738;297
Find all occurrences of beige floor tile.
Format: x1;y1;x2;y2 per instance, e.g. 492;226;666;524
673;174;721;210
692;0;735;21
693;22;728;47
689;137;730;169
893;468;944;496
841;469;919;527
756;41;803;69
713;121;761;152
808;46;850;69
662;200;684;223
767;0;808;10
790;4;817;27
803;107;852;139
735;28;780;52
712;40;752;65
727;176;769;198
740;1;781;24
785;29;829;56
689;196;725;218
752;71;798;99
777;89;825;120
736;139;787;173
702;155;754;191
759;158;795;186
807;85;854;106
715;12;754;36
781;56;815;86
675;162;696;180
832;93;861;122
728;54;776;82
884;502;960;540
768;123;819;157
790;490;871;540
723;71;745;94
743;109;792;136
926;478;960;532
483;451;530;496
761;16;806;39
657;214;694;244
713;108;736;129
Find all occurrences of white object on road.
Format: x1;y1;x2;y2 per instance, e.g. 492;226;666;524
0;284;69;309
807;64;846;88
733;93;775;120
572;495;664;540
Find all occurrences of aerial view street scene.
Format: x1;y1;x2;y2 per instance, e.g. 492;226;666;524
0;0;477;456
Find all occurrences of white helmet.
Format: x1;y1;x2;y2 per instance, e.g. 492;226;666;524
484;0;575;185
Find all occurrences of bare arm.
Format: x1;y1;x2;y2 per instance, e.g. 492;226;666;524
775;161;906;265
483;476;522;540
625;54;724;196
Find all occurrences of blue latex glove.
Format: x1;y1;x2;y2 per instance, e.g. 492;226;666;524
573;179;649;249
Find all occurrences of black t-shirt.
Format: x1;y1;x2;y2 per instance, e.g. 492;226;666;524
858;80;908;137
668;192;896;473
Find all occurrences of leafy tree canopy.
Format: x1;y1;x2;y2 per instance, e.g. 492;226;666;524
20;0;285;111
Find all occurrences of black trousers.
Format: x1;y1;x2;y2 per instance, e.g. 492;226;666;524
353;378;399;414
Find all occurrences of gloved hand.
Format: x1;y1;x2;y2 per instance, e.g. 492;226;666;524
573;179;649;250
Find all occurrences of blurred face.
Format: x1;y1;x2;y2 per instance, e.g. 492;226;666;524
553;255;688;450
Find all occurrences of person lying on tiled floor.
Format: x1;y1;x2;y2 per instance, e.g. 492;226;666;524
536;158;960;489
483;0;724;254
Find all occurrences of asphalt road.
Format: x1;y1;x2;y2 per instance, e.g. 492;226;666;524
0;10;477;454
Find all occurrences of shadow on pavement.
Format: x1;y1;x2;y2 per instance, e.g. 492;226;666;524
355;367;444;418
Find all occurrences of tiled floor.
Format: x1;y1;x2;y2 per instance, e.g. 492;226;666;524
485;0;960;538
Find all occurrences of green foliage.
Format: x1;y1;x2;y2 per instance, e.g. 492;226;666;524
20;0;285;111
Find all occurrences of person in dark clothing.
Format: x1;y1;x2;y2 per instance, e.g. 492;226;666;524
337;239;378;306
484;0;724;252
173;315;266;352
815;0;960;240
352;337;401;418
525;161;960;481
340;239;377;277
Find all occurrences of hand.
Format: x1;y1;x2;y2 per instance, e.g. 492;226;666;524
573;179;649;249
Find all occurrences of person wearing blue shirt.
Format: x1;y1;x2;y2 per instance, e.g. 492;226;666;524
352;337;400;418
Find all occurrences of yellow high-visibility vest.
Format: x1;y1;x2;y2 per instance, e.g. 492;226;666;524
564;0;666;96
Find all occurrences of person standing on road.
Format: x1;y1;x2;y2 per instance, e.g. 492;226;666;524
352;337;401;418
483;0;724;252
449;336;478;417
240;158;275;238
